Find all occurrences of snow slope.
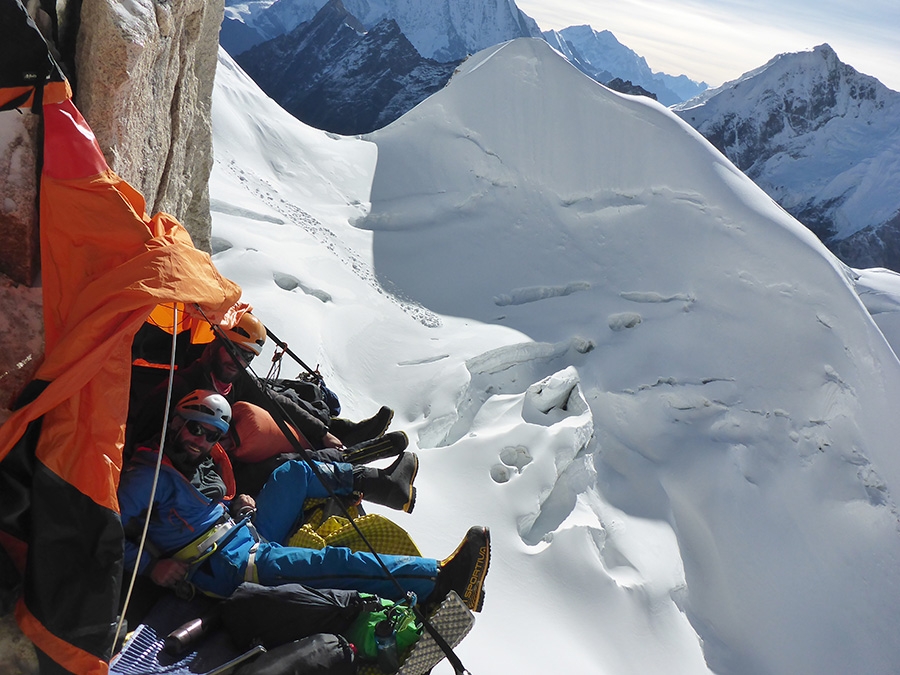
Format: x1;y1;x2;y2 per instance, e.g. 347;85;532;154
210;39;900;674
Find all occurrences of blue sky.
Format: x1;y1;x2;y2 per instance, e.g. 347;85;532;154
517;0;900;90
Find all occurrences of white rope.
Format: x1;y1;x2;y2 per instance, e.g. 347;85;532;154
113;303;180;651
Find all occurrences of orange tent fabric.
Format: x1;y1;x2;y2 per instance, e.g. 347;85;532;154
0;97;241;673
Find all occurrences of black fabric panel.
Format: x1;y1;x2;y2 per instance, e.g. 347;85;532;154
0;542;21;615
0;0;65;89
35;648;75;675
1;380;50;555
0;380;50;614
12;379;51;410
24;462;124;662
0;417;42;541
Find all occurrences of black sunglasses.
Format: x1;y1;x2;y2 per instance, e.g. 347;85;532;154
222;344;255;363
184;420;224;443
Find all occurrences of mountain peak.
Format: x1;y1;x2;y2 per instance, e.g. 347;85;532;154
552;24;705;104
673;43;900;268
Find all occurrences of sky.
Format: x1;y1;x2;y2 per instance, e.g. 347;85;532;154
206;41;900;674
516;0;900;91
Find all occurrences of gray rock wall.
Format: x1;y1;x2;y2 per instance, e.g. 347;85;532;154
0;1;225;668
0;115;40;287
1;0;224;405
76;0;225;250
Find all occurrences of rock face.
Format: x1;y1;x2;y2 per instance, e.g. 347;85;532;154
235;0;459;135
0;276;42;417
0;115;40;287
674;44;900;270
605;78;657;100
76;0;225;251
223;0;541;62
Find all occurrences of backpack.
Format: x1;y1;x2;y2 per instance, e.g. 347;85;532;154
268;375;341;418
343;597;423;668
233;633;356;675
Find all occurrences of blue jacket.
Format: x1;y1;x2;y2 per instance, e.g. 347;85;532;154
119;449;437;600
119;444;235;575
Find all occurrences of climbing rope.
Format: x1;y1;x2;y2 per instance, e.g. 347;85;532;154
113;303;181;650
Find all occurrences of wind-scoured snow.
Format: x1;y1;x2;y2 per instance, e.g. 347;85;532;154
210;38;900;674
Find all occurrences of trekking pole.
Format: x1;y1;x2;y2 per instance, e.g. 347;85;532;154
197;307;473;675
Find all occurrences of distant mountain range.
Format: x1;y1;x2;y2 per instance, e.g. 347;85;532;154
543;26;707;105
233;0;458;135
223;0;541;62
674;44;900;270
223;0;707;134
222;3;900;271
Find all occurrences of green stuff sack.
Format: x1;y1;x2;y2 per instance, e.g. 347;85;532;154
344;597;423;663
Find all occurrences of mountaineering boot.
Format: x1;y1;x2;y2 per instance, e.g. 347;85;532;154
342;429;409;465
426;526;491;613
329;406;394;447
352;450;418;513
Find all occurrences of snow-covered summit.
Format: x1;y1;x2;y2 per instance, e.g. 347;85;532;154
674;44;900;269
210;38;900;673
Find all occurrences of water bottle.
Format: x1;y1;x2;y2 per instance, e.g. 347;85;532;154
164;612;218;655
374;617;400;673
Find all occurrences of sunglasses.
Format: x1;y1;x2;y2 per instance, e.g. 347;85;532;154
221;344;256;363
184;420;224;443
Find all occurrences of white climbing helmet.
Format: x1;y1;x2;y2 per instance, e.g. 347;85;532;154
174;389;232;433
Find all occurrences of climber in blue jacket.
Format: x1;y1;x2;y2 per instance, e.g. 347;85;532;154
119;389;490;612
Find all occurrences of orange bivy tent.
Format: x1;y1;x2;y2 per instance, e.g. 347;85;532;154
0;3;242;673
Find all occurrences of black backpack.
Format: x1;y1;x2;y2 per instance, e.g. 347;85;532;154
233;633;356;675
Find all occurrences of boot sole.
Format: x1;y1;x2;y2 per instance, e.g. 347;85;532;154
463;527;490;612
439;526;490;612
402;453;419;513
343;430;407;465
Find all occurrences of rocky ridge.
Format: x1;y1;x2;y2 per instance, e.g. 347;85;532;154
234;0;459;134
223;0;540;61
674;44;900;270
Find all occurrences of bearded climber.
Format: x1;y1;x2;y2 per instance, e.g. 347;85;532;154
118;390;490;612
128;312;399;460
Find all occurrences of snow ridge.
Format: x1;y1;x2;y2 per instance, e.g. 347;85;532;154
211;39;900;674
